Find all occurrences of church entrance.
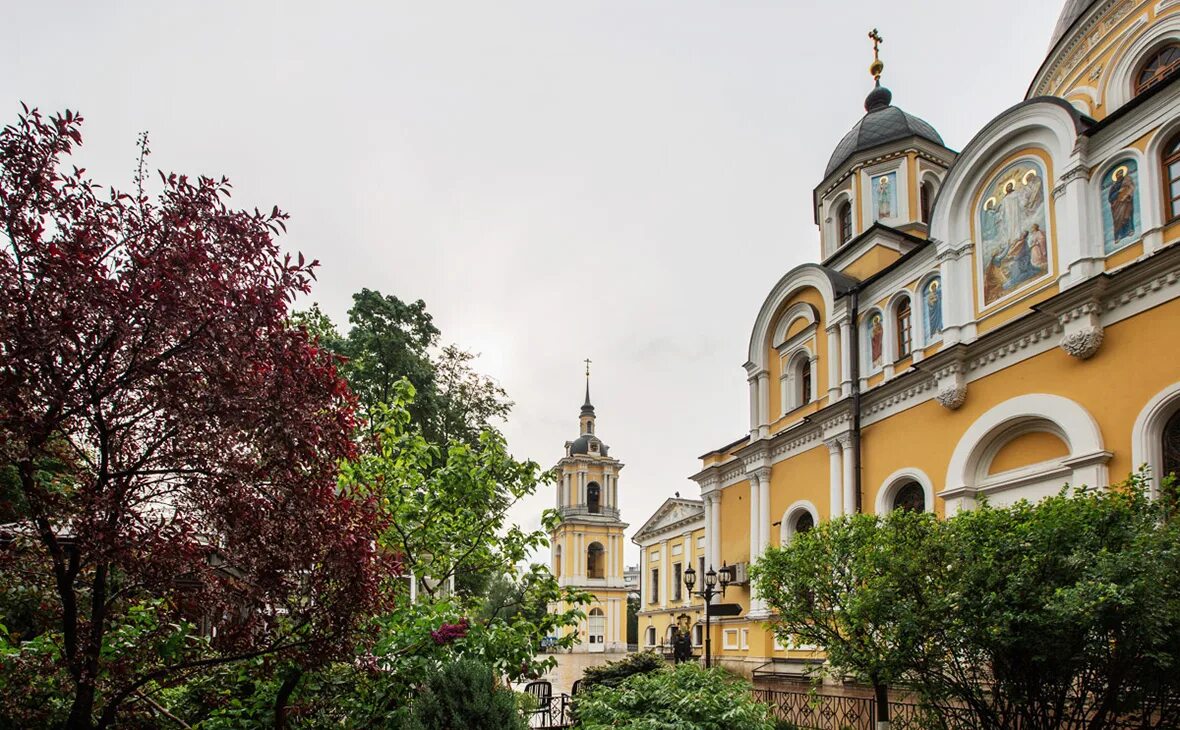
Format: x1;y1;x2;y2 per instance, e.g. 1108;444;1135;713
588;608;606;653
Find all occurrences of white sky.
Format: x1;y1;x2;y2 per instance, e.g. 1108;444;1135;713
3;1;1065;567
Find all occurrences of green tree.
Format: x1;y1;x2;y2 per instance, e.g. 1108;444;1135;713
575;663;775;730
296;290;511;447
173;386;587;728
918;475;1180;729
752;508;950;723
401;659;527;730
626;595;640;646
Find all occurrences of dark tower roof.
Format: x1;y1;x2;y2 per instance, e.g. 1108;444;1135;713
824;83;944;178
581;380;595;416
1048;0;1101;51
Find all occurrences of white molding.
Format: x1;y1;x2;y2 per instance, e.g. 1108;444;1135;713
779;500;821;545
1131;380;1180;497
941;394;1107;514
772;303;820;349
1102;12;1180;112
874;468;936;515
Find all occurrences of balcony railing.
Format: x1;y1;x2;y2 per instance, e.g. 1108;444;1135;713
559;503;620;519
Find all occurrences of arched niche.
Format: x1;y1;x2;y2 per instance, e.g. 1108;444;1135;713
942;394;1110;515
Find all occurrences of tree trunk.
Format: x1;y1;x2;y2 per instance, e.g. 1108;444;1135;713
273;667;303;730
66;682;97;730
874;681;891;730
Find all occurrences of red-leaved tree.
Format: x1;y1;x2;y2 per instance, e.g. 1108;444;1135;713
0;107;391;729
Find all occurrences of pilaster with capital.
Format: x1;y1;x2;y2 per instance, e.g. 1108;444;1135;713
825;437;844;518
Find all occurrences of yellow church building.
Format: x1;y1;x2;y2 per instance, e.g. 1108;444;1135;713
685;0;1180;679
548;376;630;653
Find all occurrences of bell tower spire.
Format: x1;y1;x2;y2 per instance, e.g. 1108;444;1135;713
580;358;596;435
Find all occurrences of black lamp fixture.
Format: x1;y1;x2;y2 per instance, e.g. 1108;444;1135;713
682;561;732;668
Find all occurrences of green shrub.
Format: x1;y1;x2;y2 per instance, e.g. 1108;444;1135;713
579;650;664;691
575;663;775;730
402;659;526;730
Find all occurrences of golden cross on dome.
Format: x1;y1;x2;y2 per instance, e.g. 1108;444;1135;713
868;28;885;82
584;358;592;379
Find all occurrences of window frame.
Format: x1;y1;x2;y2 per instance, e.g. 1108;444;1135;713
1164;132;1180;223
837;201;853;246
895;296;913;360
1135;44;1180;96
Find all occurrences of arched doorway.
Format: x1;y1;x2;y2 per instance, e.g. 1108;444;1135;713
588;608;606;653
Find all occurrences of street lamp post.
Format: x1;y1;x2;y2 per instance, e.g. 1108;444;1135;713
682;563;732;669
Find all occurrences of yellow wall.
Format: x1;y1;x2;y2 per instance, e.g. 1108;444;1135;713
768;445;830;545
988;430;1071;474
860;295;1180;514
839;245;902;281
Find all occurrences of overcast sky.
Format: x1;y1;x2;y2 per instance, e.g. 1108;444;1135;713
4;1;1066;567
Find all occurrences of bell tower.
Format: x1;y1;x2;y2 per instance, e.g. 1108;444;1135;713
549;361;629;653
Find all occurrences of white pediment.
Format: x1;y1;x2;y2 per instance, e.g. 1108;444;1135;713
634;498;704;541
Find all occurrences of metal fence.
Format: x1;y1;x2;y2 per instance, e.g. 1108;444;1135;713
753;688;1162;730
527;693;574;729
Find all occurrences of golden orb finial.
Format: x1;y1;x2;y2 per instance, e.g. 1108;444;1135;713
868;28;885;82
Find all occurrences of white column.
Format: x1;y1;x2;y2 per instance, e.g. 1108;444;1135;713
841;435;856;516
826;324;841;401
710;493;721;570
639;548;647;606
758;467;771;556
702;494;714;570
757;372;770;438
603;473;611;507
660;538;669;609
839;321;853;397
745;474;764;617
748;376;759;438
748;473;760;568
826;438;843;519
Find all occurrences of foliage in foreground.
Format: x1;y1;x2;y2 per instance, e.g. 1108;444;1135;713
575;663;775;730
0;107;389;729
579;650;665;692
401;658;528;730
753;471;1180;729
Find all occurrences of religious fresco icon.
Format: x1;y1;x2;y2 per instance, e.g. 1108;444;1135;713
923;277;942;343
1100;159;1140;254
978;159;1050;306
871;171;897;221
868;312;884;369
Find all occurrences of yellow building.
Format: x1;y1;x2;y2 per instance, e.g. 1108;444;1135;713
549;376;629;653
632;496;707;653
689;0;1180;680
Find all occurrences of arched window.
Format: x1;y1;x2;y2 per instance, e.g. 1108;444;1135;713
1164;409;1180;482
587;482;601;513
797;356;812;406
587;542;605;579
920;181;934;224
1165;132;1180;222
793;511;815;534
895;297;913;359
554;544;562;578
646;626;656;646
837;201;853;245
892;481;926;513
1135;44;1180;95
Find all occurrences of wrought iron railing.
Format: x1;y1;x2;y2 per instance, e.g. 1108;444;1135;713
527;693;574;729
754;688;1164;730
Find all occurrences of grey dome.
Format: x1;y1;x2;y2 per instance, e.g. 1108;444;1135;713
569;434;609;457
824;86;944;178
1049;0;1100;51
